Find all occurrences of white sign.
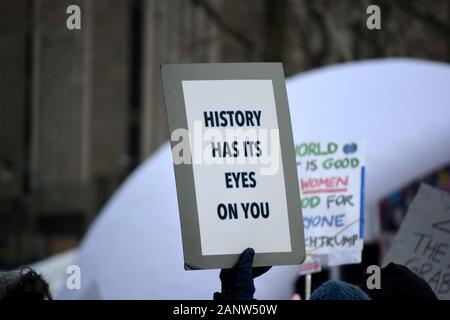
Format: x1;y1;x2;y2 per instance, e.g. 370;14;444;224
296;141;365;265
183;80;291;255
161;63;305;269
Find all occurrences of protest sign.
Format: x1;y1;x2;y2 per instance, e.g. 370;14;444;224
296;141;365;266
161;63;305;269
383;184;450;299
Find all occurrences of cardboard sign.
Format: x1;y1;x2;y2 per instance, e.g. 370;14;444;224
383;184;450;299
296;141;365;265
161;63;305;270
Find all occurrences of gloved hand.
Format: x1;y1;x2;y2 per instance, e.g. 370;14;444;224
215;248;271;300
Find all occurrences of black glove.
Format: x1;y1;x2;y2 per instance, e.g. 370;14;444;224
214;248;271;300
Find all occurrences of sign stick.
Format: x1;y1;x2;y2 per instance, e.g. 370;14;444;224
305;273;312;300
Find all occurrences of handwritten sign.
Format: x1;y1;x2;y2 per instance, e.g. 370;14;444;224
296;141;365;265
161;63;305;269
383;184;450;299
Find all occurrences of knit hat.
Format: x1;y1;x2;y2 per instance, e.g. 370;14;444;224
361;263;438;300
310;280;370;300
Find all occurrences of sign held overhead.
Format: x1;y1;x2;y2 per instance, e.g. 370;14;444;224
161;63;305;270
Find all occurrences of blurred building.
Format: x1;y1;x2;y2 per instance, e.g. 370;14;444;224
0;0;225;267
0;0;449;267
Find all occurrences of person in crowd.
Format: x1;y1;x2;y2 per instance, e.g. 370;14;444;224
310;280;370;300
0;268;52;300
360;262;438;300
214;248;270;300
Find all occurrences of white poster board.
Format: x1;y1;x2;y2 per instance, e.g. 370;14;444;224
183;80;292;255
296;141;365;266
161;63;305;269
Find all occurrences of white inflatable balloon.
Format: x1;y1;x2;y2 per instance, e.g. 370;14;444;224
59;58;450;299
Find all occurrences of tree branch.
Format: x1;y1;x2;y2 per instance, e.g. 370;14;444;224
394;0;450;35
191;0;254;55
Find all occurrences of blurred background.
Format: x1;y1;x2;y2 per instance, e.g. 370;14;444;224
0;0;449;277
